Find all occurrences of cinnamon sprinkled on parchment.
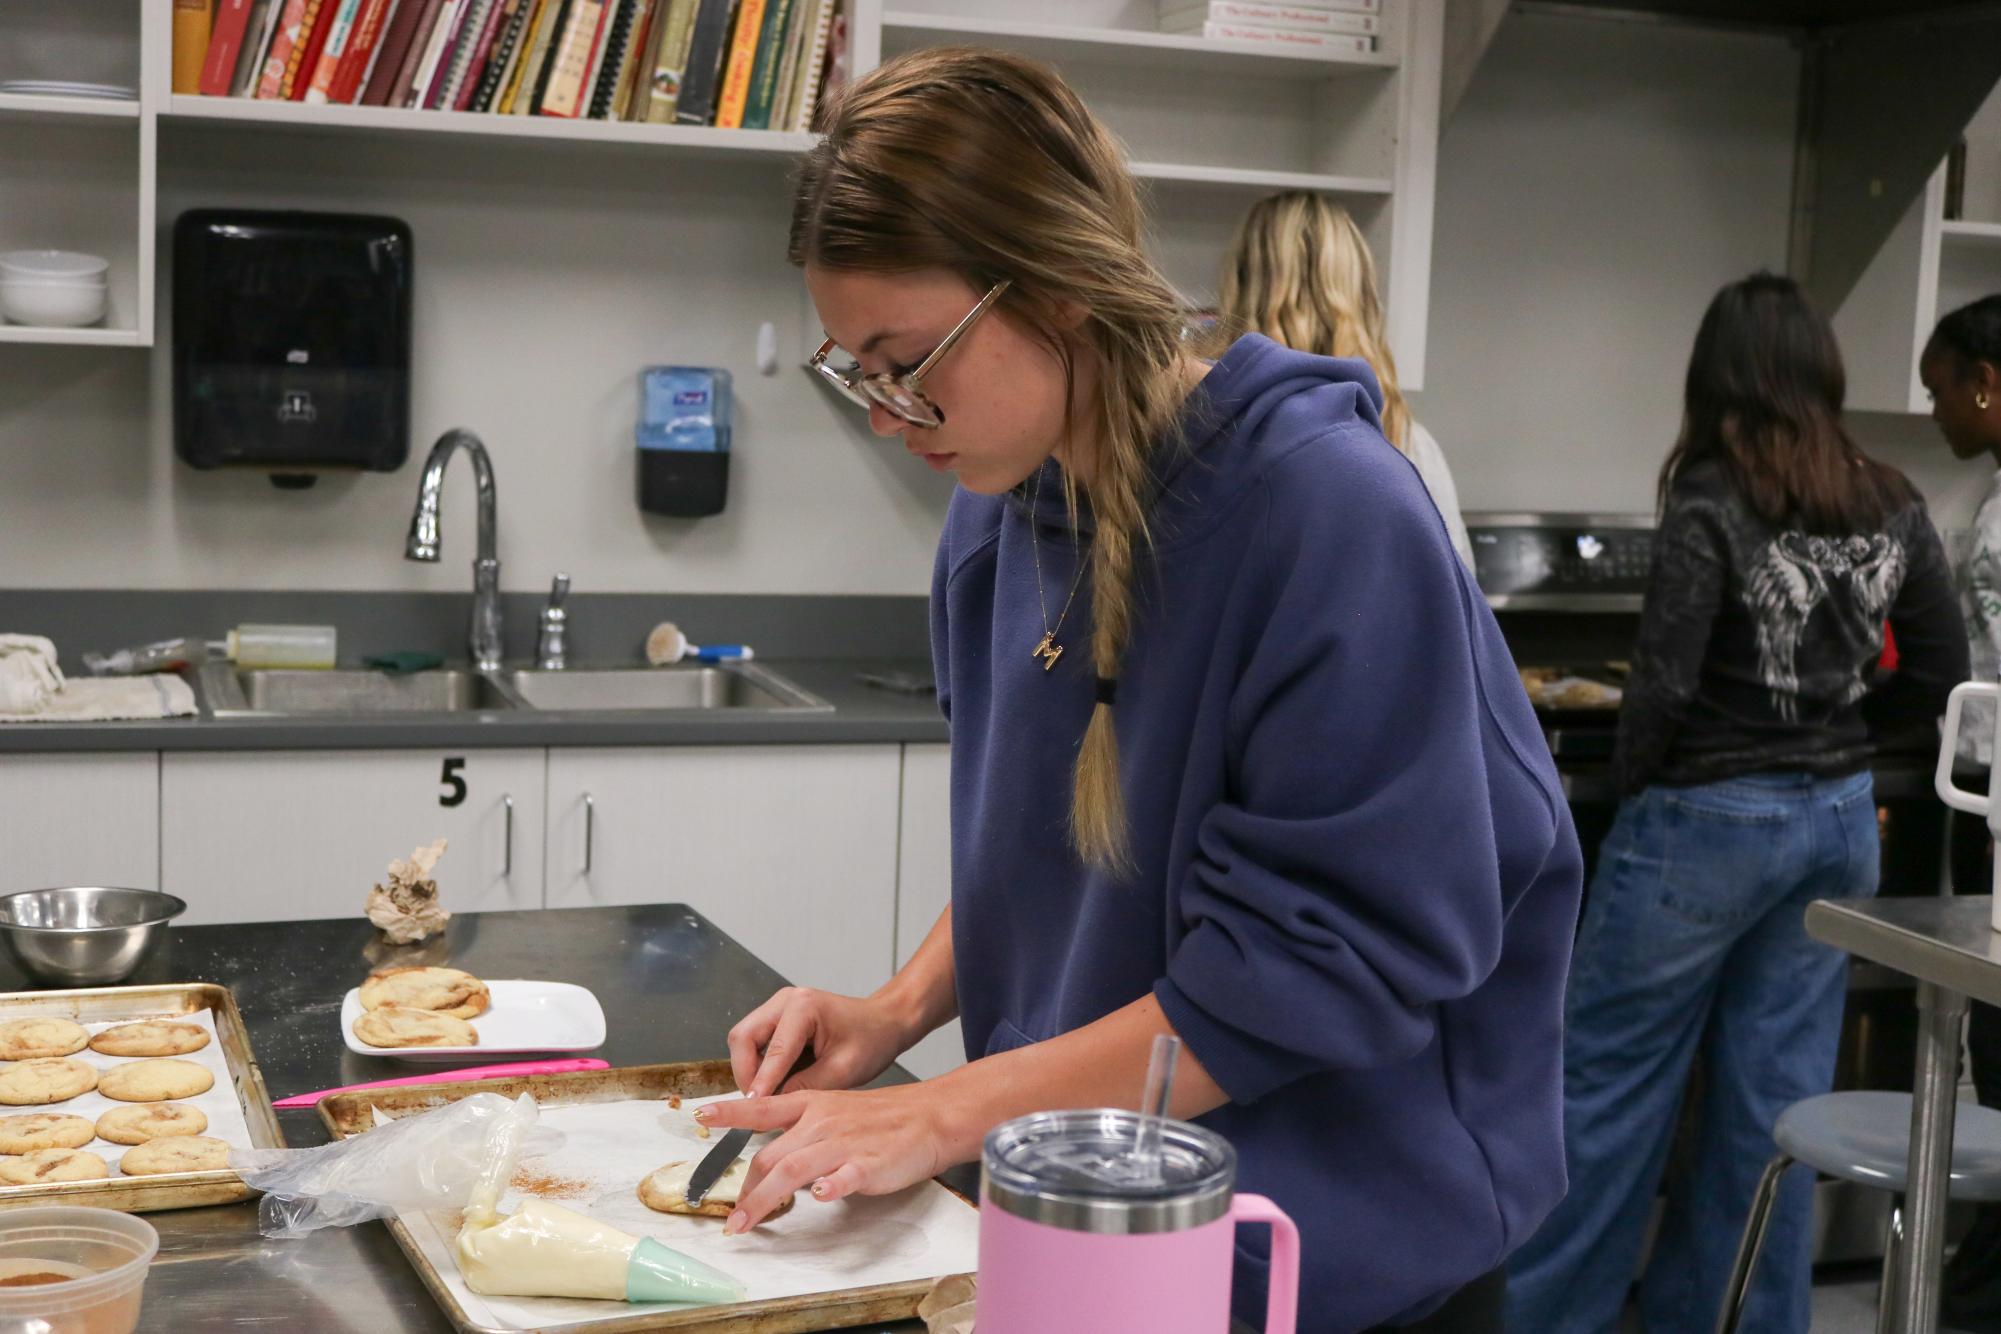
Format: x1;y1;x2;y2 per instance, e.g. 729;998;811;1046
510;1166;592;1200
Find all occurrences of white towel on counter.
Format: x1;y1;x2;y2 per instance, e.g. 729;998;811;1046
0;674;197;724
0;634;65;713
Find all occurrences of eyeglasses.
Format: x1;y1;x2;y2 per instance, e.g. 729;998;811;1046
808;281;1011;429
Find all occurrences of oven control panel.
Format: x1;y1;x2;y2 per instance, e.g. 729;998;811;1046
1466;514;1654;610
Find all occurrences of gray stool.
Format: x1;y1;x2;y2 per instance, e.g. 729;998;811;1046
1715;1091;2001;1334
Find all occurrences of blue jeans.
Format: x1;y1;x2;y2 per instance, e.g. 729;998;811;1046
1506;771;1879;1334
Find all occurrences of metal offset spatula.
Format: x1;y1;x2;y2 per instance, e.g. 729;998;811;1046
684;1127;753;1207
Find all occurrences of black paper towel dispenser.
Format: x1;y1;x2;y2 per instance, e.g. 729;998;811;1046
173;209;412;487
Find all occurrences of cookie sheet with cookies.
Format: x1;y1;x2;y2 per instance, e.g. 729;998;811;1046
0;1006;255;1190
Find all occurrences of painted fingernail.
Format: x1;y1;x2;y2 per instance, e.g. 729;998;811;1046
811;1179;831;1199
691;1106;711;1122
725;1211;748;1235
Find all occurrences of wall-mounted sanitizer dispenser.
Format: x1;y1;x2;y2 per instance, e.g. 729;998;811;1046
637;366;730;518
173;209;413;489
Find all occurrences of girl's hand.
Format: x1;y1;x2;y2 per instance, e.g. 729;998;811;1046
726;987;918;1098
694;1083;963;1234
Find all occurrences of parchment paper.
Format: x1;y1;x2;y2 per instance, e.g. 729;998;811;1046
391;1090;981;1331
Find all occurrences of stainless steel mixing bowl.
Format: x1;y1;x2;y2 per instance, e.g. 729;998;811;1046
0;888;186;987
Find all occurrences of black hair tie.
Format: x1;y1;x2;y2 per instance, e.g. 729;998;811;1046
1094;676;1118;707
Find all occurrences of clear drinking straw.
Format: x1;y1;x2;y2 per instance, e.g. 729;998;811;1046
1132;1033;1181;1182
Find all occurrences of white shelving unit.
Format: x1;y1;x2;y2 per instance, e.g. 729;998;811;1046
1837;85;2001;414
879;11;1400;78
3;0;1443;378
161;93;817;159
0;92;140;121
0;0;157;347
1941;218;2001;245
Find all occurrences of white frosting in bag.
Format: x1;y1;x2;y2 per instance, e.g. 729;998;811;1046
455;1198;638;1299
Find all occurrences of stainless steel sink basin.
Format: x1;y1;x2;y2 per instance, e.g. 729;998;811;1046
497;664;829;713
194;662;828;716
198;664;521;717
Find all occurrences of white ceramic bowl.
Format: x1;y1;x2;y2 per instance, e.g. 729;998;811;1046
0;280;108;327
0;250;109;281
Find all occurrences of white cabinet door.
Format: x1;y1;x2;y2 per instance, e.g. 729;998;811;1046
0;753;159;894
546;746;900;999
894;744;963;1080
161;750;546;925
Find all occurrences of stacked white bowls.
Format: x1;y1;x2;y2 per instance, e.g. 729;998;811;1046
0;251;109;327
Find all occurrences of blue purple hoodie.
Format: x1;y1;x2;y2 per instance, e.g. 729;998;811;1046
931;334;1583;1331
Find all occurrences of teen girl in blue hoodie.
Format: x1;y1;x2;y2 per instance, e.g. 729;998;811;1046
696;47;1584;1333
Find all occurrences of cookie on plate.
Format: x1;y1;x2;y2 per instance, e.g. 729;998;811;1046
118;1136;231;1177
96;1103;208;1146
352;1008;476;1050
0;1059;97;1106
88;1021;209;1058
0;1149;108;1185
637;1158;791;1220
0;1019;89;1061
358;967;489;1021
96;1058;213;1104
0;1114;95;1154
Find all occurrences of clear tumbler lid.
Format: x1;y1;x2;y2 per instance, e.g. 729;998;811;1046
981;1109;1236;1234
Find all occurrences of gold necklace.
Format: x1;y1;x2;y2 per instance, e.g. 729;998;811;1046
1029;470;1087;672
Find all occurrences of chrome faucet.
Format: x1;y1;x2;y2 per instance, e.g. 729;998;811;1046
405;428;503;672
537;573;570;670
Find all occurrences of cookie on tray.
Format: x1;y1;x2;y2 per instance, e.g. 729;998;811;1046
118;1136;230;1176
0;1019;89;1061
89;1021;209;1058
0;1114;96;1154
96;1058;213;1104
0;1059;97;1106
0;1149;108;1185
352;1008;476;1049
358;967;489;1021
96;1103;208;1146
637;1158;791;1220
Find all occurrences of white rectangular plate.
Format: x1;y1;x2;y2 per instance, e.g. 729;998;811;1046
341;980;608;1062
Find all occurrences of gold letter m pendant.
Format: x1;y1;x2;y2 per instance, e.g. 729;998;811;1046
1031;632;1064;672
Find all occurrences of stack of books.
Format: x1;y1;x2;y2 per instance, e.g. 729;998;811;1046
1156;0;1383;55
175;0;849;131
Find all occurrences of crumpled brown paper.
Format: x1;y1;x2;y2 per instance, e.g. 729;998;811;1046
916;1273;976;1334
364;839;450;944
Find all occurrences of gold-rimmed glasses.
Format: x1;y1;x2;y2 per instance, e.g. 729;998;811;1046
807;281;1011;428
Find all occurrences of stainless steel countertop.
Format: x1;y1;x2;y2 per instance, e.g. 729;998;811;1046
6;906;933;1332
1804;896;2001;1007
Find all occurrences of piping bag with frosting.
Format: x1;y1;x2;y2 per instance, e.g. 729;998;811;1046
453;1096;745;1304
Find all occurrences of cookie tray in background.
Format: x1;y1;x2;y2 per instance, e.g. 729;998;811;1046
0;984;283;1213
319;1061;977;1334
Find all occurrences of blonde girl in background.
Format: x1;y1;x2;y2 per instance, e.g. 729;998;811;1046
1218;190;1475;570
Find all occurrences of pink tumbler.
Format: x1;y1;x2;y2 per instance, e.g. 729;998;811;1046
977;1109;1299;1334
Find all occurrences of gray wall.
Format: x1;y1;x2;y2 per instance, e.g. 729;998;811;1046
3;10;1993;599
1412;8;1994;530
0;126;954;595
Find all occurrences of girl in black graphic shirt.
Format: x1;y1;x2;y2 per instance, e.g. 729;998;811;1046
1508;274;1968;1333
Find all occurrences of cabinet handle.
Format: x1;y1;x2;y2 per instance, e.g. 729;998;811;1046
502;794;514;878
582;792;595;876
